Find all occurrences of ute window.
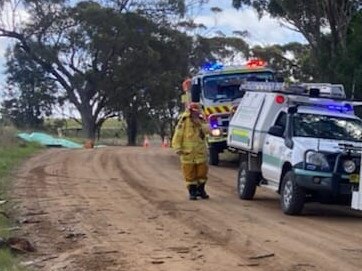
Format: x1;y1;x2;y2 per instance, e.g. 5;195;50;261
274;112;287;137
203;72;274;101
293;113;362;142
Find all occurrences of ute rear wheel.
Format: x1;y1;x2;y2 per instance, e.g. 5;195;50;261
237;162;258;200
280;171;305;215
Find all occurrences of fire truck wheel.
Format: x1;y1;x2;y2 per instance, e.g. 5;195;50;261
208;147;219;166
237;162;258;200
281;171;305;215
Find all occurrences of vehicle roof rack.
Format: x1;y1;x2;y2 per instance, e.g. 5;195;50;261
239;82;347;99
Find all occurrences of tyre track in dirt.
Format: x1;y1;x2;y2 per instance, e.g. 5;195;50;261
114;148;362;271
11;147;362;271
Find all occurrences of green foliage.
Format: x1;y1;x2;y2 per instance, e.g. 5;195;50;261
1;0;200;140
1;45;57;129
0;249;26;271
334;12;362;99
0;142;40;181
251;42;314;81
0;0;264;144
0;127;41;204
190;36;250;70
232;0;360;82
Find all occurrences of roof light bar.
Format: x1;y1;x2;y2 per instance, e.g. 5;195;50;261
246;59;266;68
288;97;355;113
240;82;284;92
326;104;353;112
300;83;346;99
239;81;347;99
201;62;224;72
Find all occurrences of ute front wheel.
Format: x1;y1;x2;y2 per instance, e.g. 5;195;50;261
280;171;305;215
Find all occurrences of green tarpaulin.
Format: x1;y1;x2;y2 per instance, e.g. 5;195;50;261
17;132;82;149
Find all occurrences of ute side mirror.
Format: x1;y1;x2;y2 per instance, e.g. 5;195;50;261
268;125;284;137
287;106;298;114
191;79;201;102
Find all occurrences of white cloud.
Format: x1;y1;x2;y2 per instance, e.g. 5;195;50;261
195;7;306;46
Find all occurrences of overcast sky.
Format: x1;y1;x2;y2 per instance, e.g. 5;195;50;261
0;0;306;87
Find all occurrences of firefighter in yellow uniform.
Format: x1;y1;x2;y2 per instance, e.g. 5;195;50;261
172;103;210;200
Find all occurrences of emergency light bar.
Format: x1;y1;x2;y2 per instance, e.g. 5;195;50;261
246;59;267;68
287;95;354;113
201;62;224;72
239;82;285;92
240;81;347;99
300;83;346;99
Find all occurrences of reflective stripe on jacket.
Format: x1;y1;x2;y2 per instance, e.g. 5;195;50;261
172;111;209;164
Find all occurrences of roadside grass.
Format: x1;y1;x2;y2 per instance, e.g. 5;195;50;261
0;127;41;271
0;249;27;271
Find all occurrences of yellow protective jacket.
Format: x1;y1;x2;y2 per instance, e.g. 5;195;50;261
172;111;209;164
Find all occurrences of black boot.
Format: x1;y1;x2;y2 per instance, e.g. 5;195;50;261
198;183;209;199
188;185;198;200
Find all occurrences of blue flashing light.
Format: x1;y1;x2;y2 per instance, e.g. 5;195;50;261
202;62;224;72
326;104;353;112
209;118;218;128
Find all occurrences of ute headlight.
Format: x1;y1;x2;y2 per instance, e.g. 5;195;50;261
211;129;222;137
306;151;330;170
343;160;356;174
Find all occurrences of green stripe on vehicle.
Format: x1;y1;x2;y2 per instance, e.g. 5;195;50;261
293;168;333;178
229;124;268;134
231;128;249;144
263;154;281;167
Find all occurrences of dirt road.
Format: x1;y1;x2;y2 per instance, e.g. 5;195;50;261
11;147;362;271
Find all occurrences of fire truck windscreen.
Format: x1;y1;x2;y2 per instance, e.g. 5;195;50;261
203;72;275;101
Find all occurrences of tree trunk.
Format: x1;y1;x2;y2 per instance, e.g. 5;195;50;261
126;112;138;146
79;106;97;140
159;122;166;142
82;115;97;140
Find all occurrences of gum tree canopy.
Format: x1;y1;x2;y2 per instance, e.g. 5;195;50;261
0;0;195;139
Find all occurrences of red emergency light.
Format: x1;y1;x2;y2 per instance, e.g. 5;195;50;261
275;95;285;104
246;59;266;68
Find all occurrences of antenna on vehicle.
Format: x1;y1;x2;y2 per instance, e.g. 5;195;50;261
317;138;320;152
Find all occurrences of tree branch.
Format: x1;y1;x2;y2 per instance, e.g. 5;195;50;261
0;26;82;106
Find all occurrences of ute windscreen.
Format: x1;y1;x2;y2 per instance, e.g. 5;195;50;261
294;113;362;142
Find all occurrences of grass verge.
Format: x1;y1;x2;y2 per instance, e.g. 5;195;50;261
0;140;41;271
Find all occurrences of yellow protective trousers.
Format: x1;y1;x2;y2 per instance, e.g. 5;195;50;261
181;162;208;188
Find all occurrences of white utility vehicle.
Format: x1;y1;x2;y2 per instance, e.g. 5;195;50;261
228;82;362;215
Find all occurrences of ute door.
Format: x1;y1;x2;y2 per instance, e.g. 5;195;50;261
262;111;287;183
